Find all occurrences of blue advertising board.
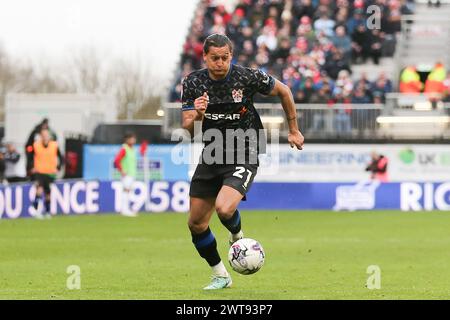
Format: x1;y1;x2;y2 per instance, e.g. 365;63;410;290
1;181;449;219
83;144;190;181
0;180;190;219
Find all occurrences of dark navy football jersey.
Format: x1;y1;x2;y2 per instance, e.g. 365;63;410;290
181;64;275;163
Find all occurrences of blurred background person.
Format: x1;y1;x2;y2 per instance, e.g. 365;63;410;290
30;128;64;219
424;62;446;109
0;143;6;185
365;152;389;182
114;132;138;217
399;66;423;93
428;0;441;8
4;142;24;184
351;23;370;64
25;118;58;178
332;25;352;63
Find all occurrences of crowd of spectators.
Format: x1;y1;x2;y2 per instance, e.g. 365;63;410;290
170;0;413;104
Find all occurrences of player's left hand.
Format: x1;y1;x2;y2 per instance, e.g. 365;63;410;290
288;130;304;150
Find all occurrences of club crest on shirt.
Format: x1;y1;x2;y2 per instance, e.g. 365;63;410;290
232;89;243;103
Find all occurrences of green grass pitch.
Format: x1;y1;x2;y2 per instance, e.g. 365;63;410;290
1;210;450;299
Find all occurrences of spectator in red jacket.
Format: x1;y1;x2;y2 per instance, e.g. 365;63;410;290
366;152;389;182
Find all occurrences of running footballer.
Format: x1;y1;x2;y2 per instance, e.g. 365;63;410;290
181;34;304;290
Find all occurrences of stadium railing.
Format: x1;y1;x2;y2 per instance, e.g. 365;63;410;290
163;100;450;142
162;103;384;142
385;93;449;111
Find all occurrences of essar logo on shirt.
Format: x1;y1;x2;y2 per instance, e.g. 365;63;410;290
204;106;247;121
204;113;241;121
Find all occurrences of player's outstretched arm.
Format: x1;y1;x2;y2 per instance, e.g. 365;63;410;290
268;79;305;150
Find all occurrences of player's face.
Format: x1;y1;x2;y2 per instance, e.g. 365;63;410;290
127;136;136;145
203;46;232;79
41;130;50;143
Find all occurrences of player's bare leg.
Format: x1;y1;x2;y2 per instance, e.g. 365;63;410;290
32;185;44;219
121;187;136;217
188;197;232;289
215;186;244;245
121;176;137;217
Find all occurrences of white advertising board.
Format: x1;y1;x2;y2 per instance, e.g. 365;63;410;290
256;144;450;182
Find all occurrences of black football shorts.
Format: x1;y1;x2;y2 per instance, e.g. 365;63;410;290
34;173;55;194
189;163;258;199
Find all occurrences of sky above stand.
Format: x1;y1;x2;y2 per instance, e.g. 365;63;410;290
0;0;199;90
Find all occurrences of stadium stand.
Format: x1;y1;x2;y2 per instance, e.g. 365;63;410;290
169;0;413;104
165;0;450;142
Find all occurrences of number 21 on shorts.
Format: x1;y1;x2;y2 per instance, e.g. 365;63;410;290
233;166;253;189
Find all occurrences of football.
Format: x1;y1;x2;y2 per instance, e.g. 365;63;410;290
228;238;265;275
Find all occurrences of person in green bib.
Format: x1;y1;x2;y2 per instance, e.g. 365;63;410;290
114;132;138;217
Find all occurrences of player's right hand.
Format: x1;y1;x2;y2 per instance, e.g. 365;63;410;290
288;130;305;150
194;92;209;116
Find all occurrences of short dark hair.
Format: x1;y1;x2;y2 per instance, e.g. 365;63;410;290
203;34;233;54
124;132;136;141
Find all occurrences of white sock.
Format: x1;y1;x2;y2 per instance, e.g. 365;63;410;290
211;261;229;277
122;191;129;212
